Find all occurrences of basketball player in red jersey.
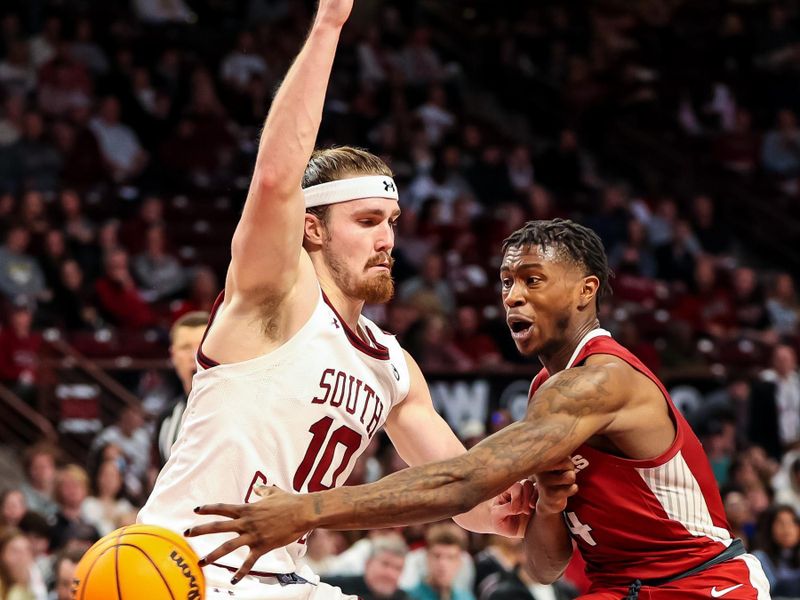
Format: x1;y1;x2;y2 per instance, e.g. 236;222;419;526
189;220;771;599
140;1;530;598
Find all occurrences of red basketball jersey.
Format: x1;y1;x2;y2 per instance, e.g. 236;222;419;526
529;330;732;589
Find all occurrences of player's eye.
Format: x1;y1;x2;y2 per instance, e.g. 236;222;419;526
527;277;540;286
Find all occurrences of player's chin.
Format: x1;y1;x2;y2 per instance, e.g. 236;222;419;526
359;274;394;304
513;334;541;356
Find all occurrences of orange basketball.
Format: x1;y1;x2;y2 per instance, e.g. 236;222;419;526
73;524;205;600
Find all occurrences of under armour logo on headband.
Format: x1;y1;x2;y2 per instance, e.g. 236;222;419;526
303;175;399;208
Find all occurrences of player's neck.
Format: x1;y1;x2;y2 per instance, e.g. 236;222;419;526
539;317;601;374
320;283;365;334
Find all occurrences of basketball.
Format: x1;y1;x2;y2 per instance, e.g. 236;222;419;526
72;524;205;600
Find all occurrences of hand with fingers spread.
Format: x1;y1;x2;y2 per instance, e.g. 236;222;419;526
489;479;536;538
185;486;312;584
532;459;578;516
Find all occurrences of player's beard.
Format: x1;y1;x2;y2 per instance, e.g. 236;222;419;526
323;247;395;304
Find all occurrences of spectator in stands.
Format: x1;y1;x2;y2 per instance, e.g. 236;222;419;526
154;311;209;467
37;42;93;117
691;195;732;256
773;451;800;515
756;344;800;454
29;17;61;68
728;454;773;517
0;490;26;529
17;511;52;583
39;229;70;292
0;226;47;303
406;315;472;373
49;259;99;331
0;301;42;397
474;536;520;596
654;219;702;285
762;109;800;191
398;253;456;316
752;505;800;598
52;548;85;600
170;266;218;321
119;196;163;254
325;534;411;600
646;197;678;248
407;524;474;600
713;107;761;175
50;465;98;551
19;190;50;245
69;18;108;76
59;190;95;260
478;564;577;600
81;459;135;536
132;224;188;302
12;111;62;192
54;106;106;189
535;129;585;201
723;490;757;549
93;248;156;329
417;86;455;147
0;94;24;147
506;145;535;196
0;40;36;96
219;31;268;92
766;272;800;336
299;529;346;576
452;307;503;368
0;527;37;600
90;404;150;501
19;444;58;521
399;27;445;86
89;96;148;183
608;218;657;279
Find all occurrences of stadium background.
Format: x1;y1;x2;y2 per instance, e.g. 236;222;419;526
1;0;800;598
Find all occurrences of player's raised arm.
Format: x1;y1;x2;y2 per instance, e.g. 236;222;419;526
186;360;630;581
228;0;352;299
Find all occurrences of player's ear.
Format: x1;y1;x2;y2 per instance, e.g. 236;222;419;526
578;275;599;310
304;213;326;247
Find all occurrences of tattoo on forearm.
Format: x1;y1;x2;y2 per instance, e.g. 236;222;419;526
316;366;612;531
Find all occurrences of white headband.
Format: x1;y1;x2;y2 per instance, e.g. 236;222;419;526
303;175;398;208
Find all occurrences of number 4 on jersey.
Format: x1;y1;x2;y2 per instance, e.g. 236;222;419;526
565;511;597;546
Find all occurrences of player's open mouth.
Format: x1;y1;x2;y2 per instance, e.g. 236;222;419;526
507;315;534;340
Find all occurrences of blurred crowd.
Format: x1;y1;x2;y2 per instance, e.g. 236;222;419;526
1;0;800;599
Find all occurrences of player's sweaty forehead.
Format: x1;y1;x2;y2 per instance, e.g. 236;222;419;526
500;243;562;273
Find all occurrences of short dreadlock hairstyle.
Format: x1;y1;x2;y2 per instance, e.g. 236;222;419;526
502;219;613;305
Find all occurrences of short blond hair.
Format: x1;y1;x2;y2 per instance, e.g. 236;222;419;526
54;464;89;504
170;311;209;343
426;523;468;551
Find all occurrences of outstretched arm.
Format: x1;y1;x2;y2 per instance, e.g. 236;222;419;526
188;362;627;581
383;351;527;535
227;0;352;300
304;365;618;529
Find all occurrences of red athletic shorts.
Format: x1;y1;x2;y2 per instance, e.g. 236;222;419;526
579;554;770;599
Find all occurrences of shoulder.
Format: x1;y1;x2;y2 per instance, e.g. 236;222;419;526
531;358;632;417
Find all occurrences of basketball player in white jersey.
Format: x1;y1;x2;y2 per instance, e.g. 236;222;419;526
138;1;529;598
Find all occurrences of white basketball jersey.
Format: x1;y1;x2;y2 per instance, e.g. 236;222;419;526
138;288;410;577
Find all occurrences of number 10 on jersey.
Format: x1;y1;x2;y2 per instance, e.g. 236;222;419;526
293;417;362;492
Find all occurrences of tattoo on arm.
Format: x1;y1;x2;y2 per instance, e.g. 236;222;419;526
311;366;616;531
